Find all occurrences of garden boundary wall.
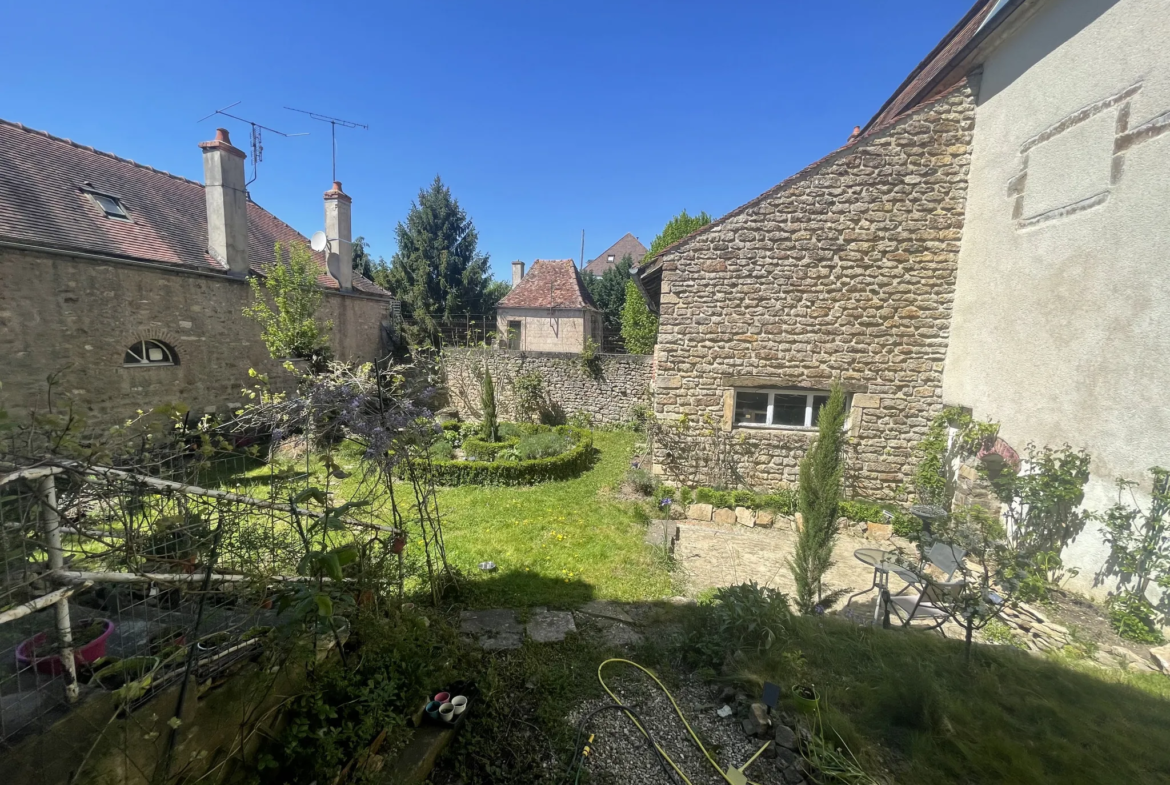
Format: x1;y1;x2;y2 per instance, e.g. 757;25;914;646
442;348;652;426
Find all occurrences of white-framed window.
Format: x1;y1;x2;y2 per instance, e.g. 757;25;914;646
124;339;178;367
732;388;847;429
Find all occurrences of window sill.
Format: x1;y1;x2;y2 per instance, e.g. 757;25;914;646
733;423;816;432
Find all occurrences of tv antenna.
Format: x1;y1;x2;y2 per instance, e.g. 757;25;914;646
284;106;368;182
197;101;307;186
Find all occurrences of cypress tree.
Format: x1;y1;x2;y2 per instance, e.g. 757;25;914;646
481;367;498;442
789;383;848;613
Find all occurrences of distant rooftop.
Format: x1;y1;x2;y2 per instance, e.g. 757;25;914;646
498;259;598;310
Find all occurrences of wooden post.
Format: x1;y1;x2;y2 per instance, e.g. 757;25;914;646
38;473;80;703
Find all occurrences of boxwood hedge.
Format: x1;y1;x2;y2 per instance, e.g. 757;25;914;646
423;424;594;486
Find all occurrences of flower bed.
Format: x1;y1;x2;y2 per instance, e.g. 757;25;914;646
421;423;594;486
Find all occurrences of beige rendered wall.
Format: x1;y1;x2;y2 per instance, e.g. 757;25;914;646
496;308;589;353
0;248;391;427
943;0;1170;599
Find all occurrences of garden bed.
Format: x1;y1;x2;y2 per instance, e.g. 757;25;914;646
419;423;594;486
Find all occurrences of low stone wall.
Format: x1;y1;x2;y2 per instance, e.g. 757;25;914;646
442;349;652;426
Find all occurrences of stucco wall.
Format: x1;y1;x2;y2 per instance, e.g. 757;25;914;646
443;348;652;426
0;248;391;426
651;86;976;497
496;307;597;353
942;0;1170;598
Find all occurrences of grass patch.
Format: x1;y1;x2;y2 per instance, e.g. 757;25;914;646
438;431;675;607
730;614;1170;784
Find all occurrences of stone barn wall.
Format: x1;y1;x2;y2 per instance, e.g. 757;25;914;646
0;247;392;426
443;348;652;426
651;84;976;499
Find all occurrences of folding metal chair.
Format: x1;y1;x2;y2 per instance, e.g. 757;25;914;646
881;576;966;633
924;541;967;582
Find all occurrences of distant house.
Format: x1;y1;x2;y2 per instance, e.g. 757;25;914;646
0;123;393;426
496;260;602;353
582;233;647;277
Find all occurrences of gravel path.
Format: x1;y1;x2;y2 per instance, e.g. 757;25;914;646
566;673;790;785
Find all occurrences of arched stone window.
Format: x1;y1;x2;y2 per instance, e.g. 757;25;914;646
123;339;178;367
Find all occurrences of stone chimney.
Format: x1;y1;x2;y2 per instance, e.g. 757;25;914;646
199;128;249;276
324;181;353;291
512;260;525;287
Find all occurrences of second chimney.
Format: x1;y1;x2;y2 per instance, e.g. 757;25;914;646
324;181;353;291
512;260;525;287
200;128;249;275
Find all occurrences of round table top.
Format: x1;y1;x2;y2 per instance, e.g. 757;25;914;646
853;548;892;568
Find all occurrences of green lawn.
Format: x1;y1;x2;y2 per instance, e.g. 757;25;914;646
731;614;1170;785
435;430;675;608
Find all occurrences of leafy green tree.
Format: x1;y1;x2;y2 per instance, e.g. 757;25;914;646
483;279;511;311
481;366;499;442
620;280;658;354
643;209;712;262
351;236;392;289
584;255;632;329
1096;468;1170;642
244;241;332;370
386;176;497;339
789;383;848;613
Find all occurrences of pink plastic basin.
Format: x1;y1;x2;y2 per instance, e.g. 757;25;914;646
15;618;115;675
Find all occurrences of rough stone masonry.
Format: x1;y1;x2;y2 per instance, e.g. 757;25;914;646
651;83;977;499
442;348;652;426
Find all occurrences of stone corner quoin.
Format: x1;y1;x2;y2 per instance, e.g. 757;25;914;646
652;86;976;499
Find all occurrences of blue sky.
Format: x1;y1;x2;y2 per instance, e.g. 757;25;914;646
4;0;970;283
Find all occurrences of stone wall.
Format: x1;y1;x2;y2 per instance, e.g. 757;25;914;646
0;247;392;426
443;348;652;426
495;307;600;353
651;84;976;499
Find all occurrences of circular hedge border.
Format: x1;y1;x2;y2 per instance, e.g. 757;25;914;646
420;423;594;486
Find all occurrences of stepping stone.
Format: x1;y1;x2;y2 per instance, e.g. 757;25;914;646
526;609;576;643
597;617;644;648
578;600;635;625
460;609;523;651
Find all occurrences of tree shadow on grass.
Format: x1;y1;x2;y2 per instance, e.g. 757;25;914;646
449;569;596;610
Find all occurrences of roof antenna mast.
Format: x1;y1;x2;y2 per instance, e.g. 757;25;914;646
284;107;369;182
197;101;307;186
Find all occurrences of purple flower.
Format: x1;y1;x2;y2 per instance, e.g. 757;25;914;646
659;497;672;508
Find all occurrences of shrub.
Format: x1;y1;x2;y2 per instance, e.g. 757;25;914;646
568;410;594;429
626;467;660;496
428;439;455;461
419;427;594;486
512;371;546;423
516;431;570;460
682;582;791;667
462;436;520;461
790;383;848;613
1108;592;1165;644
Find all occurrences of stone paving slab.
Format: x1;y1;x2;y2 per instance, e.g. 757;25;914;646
578;600;635;625
526;609;576;643
459;609;523;650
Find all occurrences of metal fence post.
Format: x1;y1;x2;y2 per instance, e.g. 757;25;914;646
38;473;79;703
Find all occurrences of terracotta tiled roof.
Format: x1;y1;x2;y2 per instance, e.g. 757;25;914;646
860;0;998;134
583;233;648;276
0;119;390;297
497;259;598;310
